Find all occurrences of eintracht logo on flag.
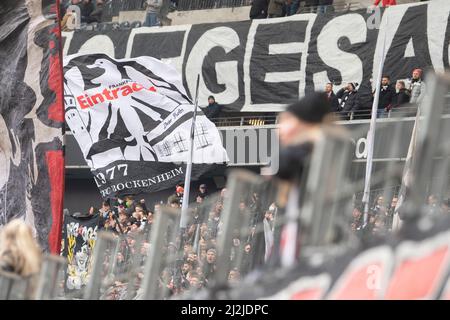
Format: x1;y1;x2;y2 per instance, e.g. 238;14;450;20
63;54;228;198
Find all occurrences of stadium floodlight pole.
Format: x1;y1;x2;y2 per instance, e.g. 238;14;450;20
362;13;388;226
179;74;200;229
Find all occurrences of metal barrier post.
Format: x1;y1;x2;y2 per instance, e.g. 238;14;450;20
141;207;178;300
125;233;145;300
214;170;263;286
35;254;66;300
0;271;21;300
83;232;118;300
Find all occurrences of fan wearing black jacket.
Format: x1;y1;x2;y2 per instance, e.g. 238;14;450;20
391;80;411;108
336;82;361;119
249;0;269;19
373;76;395;118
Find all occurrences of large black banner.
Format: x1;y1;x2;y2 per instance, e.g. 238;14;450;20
0;0;64;253
62;0;450;112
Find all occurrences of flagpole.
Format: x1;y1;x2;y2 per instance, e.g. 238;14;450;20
362;13;388;226
179;75;200;229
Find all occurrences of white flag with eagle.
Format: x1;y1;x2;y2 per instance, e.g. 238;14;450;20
63;53;228;198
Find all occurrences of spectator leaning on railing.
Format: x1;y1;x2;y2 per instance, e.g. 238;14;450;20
203;96;222;119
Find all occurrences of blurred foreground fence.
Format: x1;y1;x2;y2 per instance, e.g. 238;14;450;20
2;73;450;299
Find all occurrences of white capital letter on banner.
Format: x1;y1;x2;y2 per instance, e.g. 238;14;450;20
314;14;366;89
185;27;240;106
243;15;316;112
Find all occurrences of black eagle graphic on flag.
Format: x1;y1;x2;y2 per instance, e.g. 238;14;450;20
64;53;228;198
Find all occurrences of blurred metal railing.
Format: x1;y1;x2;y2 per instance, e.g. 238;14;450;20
35;254;66;300
140;207;179;299
209;115;279;127
207;102;450;127
83;231;122;299
8;83;450;299
62;104;450;133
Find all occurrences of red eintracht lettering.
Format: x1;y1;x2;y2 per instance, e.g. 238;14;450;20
76;82;155;109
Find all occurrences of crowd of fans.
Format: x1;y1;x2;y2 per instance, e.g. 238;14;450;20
84;183;275;299
202;95;222;119
323;68;426;120
199;68;426;123
74;178;450;299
